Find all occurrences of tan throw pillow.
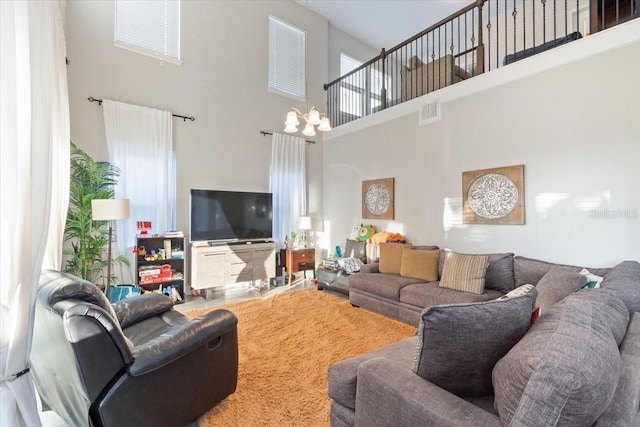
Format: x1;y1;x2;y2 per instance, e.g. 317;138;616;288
379;243;412;274
439;252;489;294
400;248;440;282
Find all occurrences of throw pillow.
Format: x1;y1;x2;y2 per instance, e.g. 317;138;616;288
438;250;515;293
534;266;589;311
492;291;629;426
413;284;537;397
439;252;489;295
580;268;604;289
399;248;440;282
344;239;367;264
378;243;412;274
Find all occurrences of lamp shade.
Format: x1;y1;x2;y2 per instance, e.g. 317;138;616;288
297;216;312;230
307;108;321;125
91;199;130;221
318;117;332;132
285;111;300;126
284;122;298;133
302;122;316;136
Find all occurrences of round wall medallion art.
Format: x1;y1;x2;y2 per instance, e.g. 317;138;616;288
467;173;519;219
362;178;395;220
462;165;525;225
365;184;391;216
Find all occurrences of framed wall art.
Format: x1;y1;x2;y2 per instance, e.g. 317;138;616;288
463;165;525;225
362;178;394;220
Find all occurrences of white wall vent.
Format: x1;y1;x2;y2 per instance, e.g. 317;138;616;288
419;100;441;126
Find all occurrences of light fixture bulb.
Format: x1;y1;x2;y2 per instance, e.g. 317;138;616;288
307;108;321;125
284;122;298;133
318;117;332;132
285;111;300;126
302;122;316;136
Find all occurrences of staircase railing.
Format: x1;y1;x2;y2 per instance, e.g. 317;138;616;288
324;0;638;128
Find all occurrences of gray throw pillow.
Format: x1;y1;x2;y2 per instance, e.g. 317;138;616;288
412;285;537;397
344;239;367;263
493;291;629;426
534;266;589;311
438;250;515;293
439;252;489;295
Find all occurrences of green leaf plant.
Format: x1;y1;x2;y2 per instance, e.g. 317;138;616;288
63;142;129;286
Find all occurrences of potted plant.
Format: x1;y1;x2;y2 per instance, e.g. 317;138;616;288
63;142;129;286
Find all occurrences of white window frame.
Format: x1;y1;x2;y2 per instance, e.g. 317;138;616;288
269;16;306;100
114;0;182;65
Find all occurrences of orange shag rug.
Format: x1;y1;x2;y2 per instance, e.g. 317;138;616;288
187;288;415;426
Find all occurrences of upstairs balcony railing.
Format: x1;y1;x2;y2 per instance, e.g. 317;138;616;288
324;0;638;128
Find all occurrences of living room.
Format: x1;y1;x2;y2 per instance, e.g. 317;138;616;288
2;0;639;426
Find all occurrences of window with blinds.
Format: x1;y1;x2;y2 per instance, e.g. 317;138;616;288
269;16;305;99
114;0;181;64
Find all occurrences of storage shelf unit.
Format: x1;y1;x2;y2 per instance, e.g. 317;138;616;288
136;235;186;303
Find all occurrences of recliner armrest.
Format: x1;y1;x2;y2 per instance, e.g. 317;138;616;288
113;293;174;329
355;358;501;427
128;308;238;376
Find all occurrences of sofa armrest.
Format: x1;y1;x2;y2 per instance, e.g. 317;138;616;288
355;358;501;427
128;309;238;376
360;263;380;274
113;293;174;329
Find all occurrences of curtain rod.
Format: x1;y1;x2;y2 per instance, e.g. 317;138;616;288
88;97;195;122
260;130;315;144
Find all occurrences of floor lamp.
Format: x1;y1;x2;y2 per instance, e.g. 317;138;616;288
91;198;130;301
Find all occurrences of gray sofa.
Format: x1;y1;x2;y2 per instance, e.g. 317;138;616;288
328;259;640;427
349;251;612;326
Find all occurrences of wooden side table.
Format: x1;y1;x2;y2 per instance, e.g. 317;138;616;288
283;248;315;285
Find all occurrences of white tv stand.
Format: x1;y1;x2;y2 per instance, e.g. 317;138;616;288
190;240;276;292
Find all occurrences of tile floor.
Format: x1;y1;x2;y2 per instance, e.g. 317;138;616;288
175;273;327;314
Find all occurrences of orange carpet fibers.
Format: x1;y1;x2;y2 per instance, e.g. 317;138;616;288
187;288;415;427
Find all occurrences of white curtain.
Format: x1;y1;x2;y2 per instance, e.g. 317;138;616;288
0;1;69;426
270;133;307;249
103;100;174;283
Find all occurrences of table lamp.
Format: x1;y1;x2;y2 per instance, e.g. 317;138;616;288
91;198;130;300
297;216;312;249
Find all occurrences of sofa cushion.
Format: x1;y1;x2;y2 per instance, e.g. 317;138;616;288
400;282;504;308
439;252;489;295
399;248;439;282
412;285;537;397
344;239;367;264
600;260;640;313
492;291;629;426
594;312;640;426
513;256;611;287
327;337;418;410
348;272;424;301
379;243;412;274
534;266;589;311
439;251;515;292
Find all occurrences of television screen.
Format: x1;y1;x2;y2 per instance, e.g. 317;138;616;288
190;189;273;242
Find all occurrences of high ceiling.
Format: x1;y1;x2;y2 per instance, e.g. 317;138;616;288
298;0;474;50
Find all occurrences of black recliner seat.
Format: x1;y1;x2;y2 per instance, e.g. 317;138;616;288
32;270;238;427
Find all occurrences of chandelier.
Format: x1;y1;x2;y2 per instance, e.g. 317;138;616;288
284;106;331;136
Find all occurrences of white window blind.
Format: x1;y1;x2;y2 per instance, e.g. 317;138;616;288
114;0;181;63
269;16;305;99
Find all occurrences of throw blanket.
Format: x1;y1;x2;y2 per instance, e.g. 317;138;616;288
337;257;363;274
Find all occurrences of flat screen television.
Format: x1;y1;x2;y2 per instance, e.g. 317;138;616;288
190;189;273;242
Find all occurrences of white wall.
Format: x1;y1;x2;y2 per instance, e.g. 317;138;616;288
66;0;328;236
323;38;640;266
328;24;379;81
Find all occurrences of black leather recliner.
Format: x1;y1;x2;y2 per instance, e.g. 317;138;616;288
31;270;238;427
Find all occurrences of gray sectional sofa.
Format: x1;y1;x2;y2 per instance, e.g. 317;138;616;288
349;251;611;326
328;258;640;427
